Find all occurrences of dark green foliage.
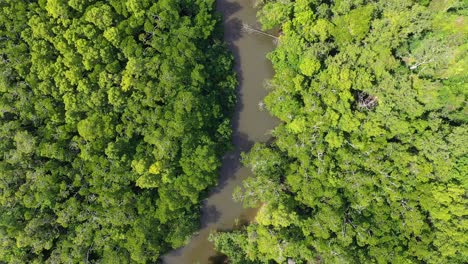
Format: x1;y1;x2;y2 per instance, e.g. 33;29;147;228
212;0;467;263
0;0;236;262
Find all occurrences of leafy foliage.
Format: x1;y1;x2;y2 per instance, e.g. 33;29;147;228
0;0;236;262
212;0;467;263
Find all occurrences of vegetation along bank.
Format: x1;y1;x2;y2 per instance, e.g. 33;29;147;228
0;0;236;262
211;0;467;263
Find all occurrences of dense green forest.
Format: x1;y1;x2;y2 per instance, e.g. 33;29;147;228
0;0;236;262
211;0;467;263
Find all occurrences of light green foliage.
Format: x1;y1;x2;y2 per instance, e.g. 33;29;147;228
258;1;293;30
0;0;236;262
299;57;320;76
213;0;467;263
333;5;374;44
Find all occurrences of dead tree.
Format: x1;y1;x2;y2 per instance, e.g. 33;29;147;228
357;92;378;110
242;23;279;43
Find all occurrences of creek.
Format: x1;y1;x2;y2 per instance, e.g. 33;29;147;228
163;0;278;262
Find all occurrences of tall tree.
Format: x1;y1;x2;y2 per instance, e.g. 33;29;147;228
212;0;467;263
0;0;236;262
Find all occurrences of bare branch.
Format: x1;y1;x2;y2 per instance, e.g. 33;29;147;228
242;23;278;40
357;92;378;110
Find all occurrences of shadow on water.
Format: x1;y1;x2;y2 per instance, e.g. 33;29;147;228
200;131;253;228
222;0;245;133
209;131;253;193
208;253;229;264
219;0;243;43
162;0;279;262
201;205;222;229
199;0;251;215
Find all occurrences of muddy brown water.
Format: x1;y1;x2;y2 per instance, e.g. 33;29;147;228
162;0;278;263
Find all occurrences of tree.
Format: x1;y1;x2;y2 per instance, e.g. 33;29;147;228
213;0;467;263
0;0;237;262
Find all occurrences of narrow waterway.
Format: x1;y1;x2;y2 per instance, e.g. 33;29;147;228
162;0;278;263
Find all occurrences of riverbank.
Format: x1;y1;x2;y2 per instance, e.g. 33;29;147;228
162;0;278;263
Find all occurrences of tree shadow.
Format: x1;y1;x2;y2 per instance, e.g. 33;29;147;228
201;204;222;229
217;0;244;44
211;131;253;195
206;0;255;195
161;1;272;263
217;0;245;130
191;0;252;236
208;253;229;264
195;0;258;251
